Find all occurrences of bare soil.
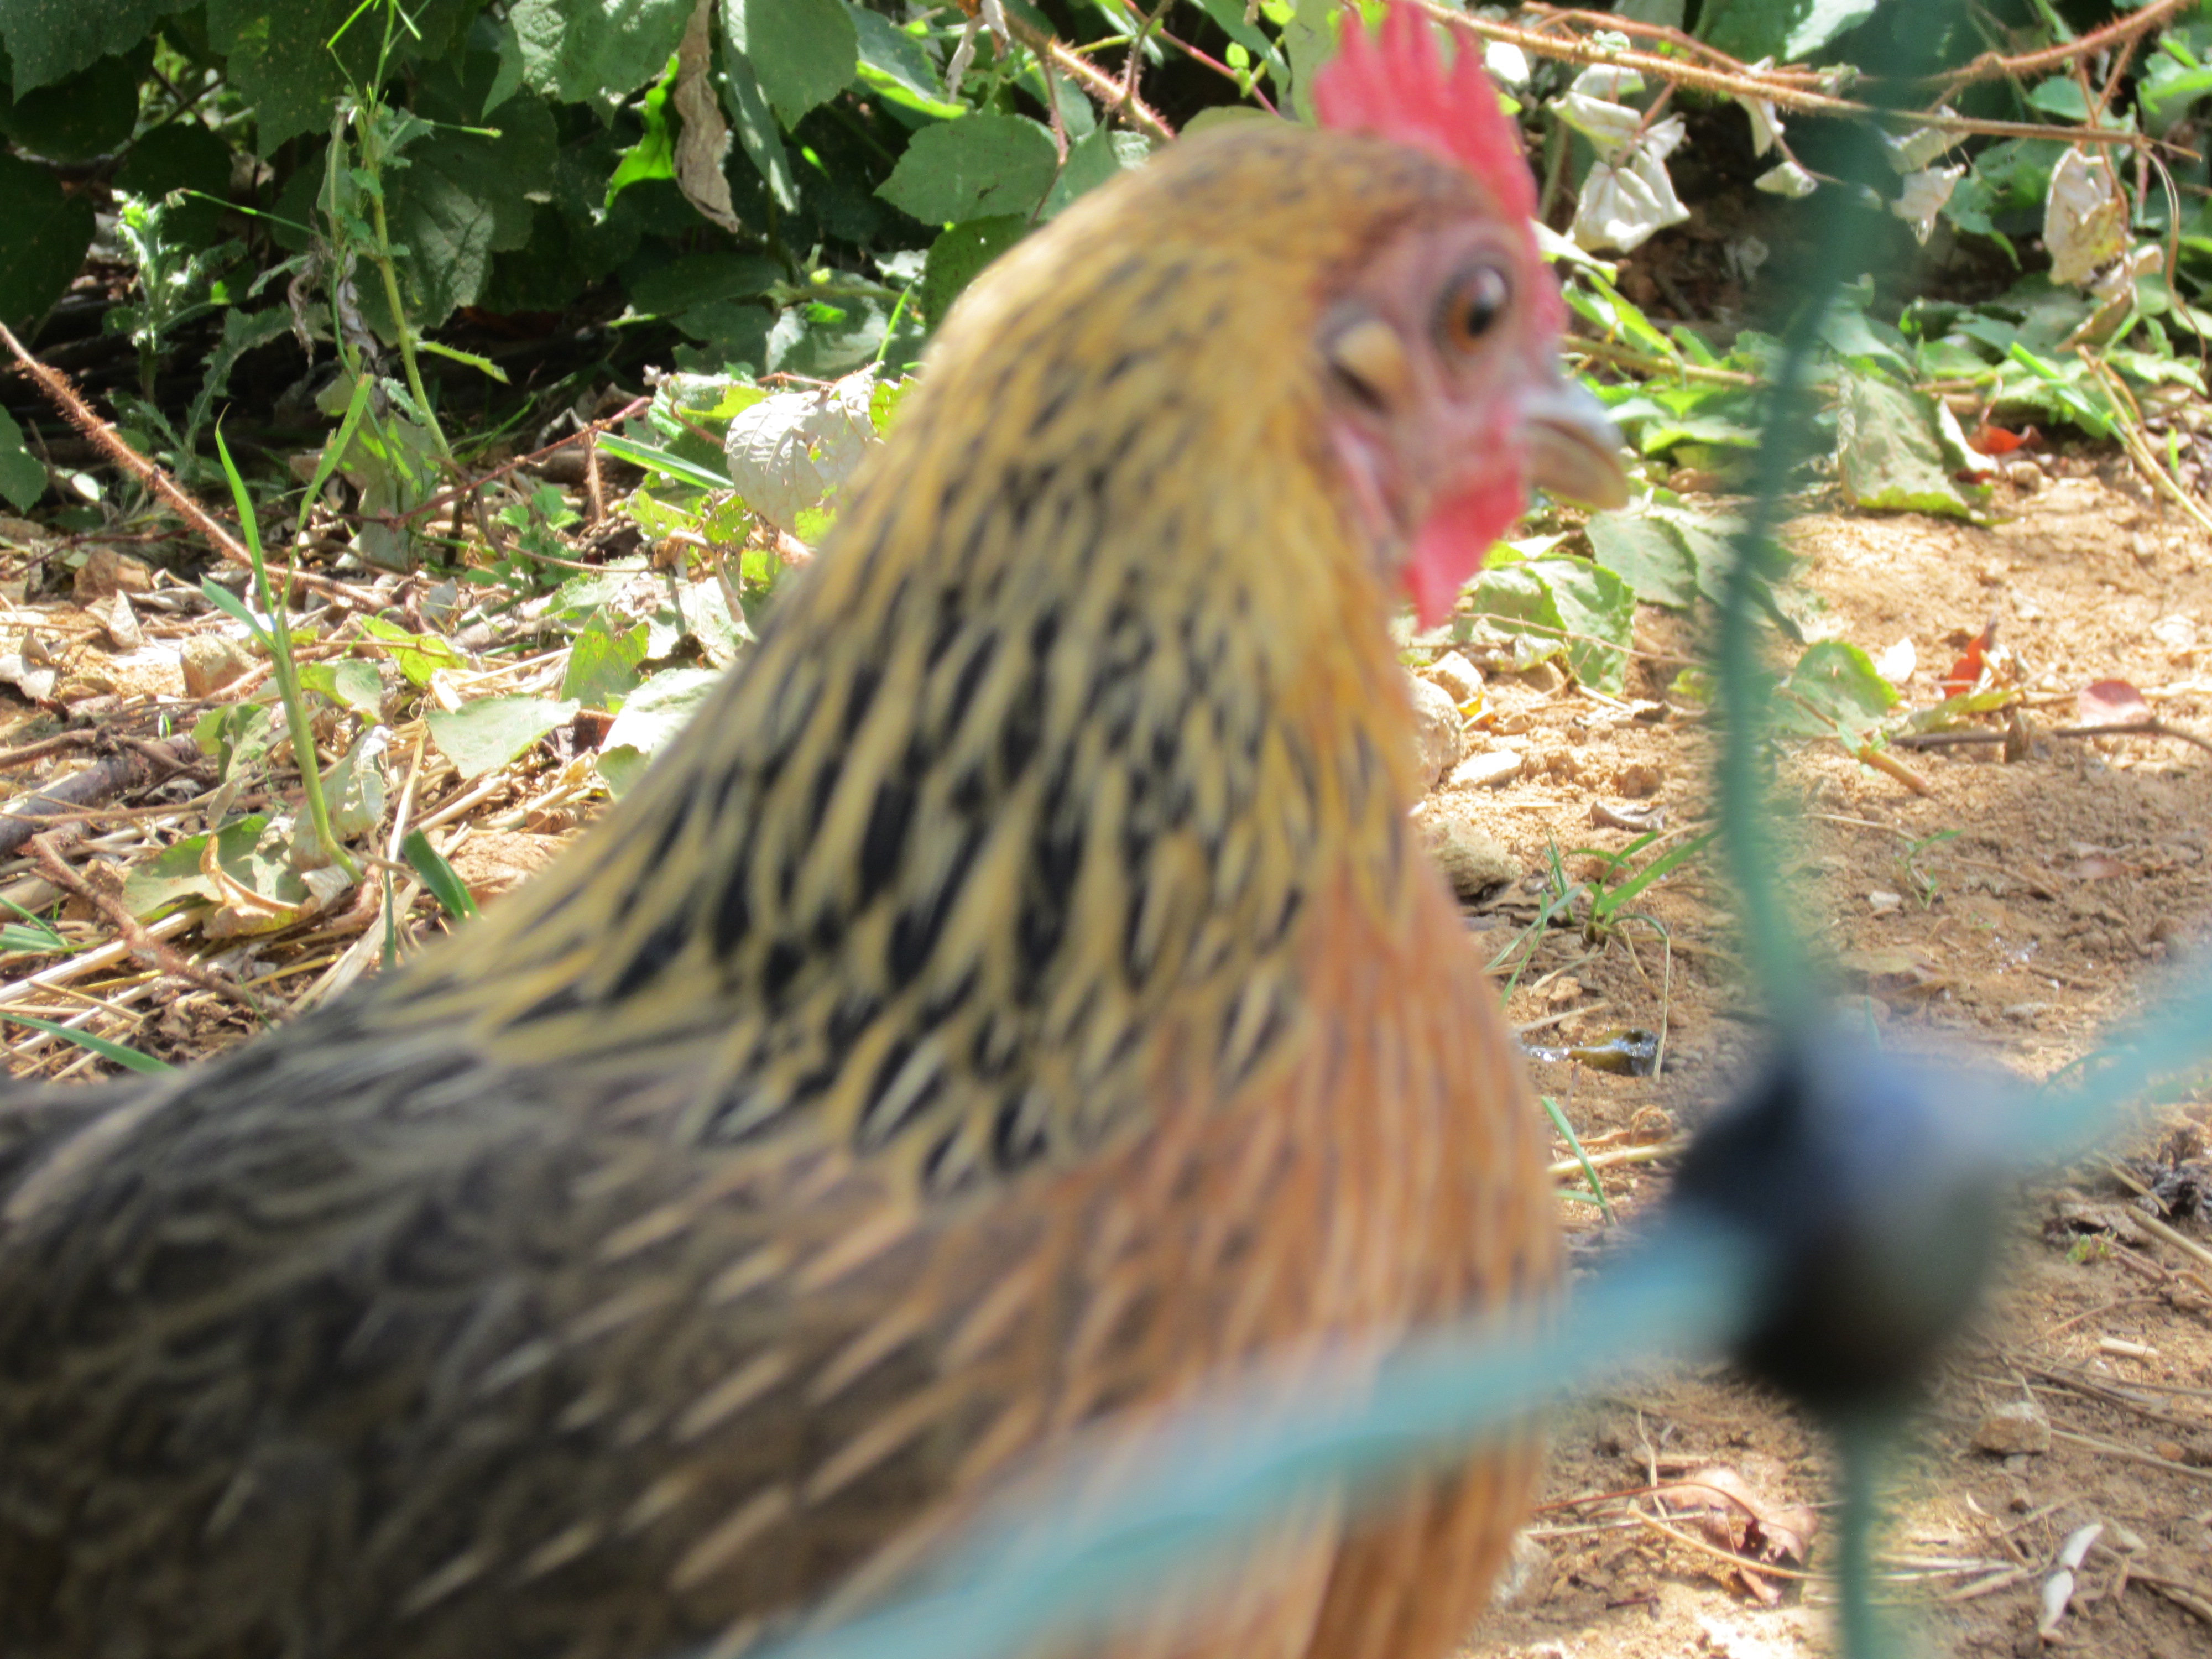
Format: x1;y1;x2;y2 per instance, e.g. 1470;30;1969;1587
1450;457;2212;1658
3;456;2211;1656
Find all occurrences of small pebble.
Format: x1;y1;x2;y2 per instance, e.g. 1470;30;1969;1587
1423;814;1516;899
1406;676;1465;787
1973;1400;2051;1456
180;634;255;698
74;549;156;601
1427;650;1484;706
1614;761;1662;798
1449;749;1523;790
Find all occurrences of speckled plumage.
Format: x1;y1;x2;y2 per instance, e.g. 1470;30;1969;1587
0;120;1558;1659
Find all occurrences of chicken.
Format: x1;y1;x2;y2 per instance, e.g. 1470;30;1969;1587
0;7;1625;1658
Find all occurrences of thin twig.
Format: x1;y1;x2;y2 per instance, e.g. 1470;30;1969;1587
25;833;262;1018
1926;0;2198;93
0;323;372;606
989;7;1173;142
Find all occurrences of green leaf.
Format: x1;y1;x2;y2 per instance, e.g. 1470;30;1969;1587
207;0;484;154
919;215;1026;324
111;118;233;245
732;0;856;126
1697;0;1877;61
1777;640;1897;749
359;615;469;686
1468;556;1634;696
1530;556;1634;697
0;0;174;91
1586;511;1697;610
877;114;1058;225
2026;77;2090;123
401;828;479;919
121;813;309;917
868;375;916;436
375;75;560;331
1041;128;1151;217
630;251;783;314
0;150;95;327
1834;368;1986;518
851;4;961;117
0;48;141;163
561;607;650;710
192;703;277;783
426;695;578;778
4;1015;174;1073
509;0;691;107
718;22;797;210
606;54;679;201
298;658;385;718
597;665;721;794
0;407;43;510
320;725;387;839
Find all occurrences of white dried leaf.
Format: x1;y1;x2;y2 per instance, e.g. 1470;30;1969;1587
1725;234;1770;281
2090;242;2159;302
1874;637;1916;686
2045;148;2127;286
722;370;881;533
1755;161;1819;199
1892;165;1963;244
1483;42;1529;86
1548;91;1644;160
1736;58;1783;156
1883;111;1959;174
1569;127;1690;254
1567;63;1642;101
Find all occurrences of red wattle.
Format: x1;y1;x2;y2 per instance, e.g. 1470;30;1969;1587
1404;474;1525;628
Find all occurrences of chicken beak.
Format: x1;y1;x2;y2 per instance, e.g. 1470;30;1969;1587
1523;375;1631;512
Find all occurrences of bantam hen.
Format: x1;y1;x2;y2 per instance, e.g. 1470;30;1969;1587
0;7;1625;1658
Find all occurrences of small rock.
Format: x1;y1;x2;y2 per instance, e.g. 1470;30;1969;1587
74;549;155;601
1491;1530;1548;1609
1505;659;1565;694
447;831;566;903
1424;814;1516;899
1973;1400;2051;1456
1426;650;1484;706
2005;459;2045;493
0;515;51;549
180;634;255;698
1866;889;1902;915
1614;761;1662;797
1407;676;1465;787
1449;749;1523;790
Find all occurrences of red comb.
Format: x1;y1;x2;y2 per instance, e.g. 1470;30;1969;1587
1312;1;1535;221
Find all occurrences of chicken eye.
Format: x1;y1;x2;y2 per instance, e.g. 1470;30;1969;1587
1438;265;1511;353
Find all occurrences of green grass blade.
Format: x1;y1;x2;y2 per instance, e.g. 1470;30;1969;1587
1540;1094;1616;1224
596;432;735;492
402;830;479;920
4;1015;174;1073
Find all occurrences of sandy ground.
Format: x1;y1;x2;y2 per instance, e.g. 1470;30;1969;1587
1444;457;2212;1658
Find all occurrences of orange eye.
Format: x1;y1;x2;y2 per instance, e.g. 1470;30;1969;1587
1438;264;1511;352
